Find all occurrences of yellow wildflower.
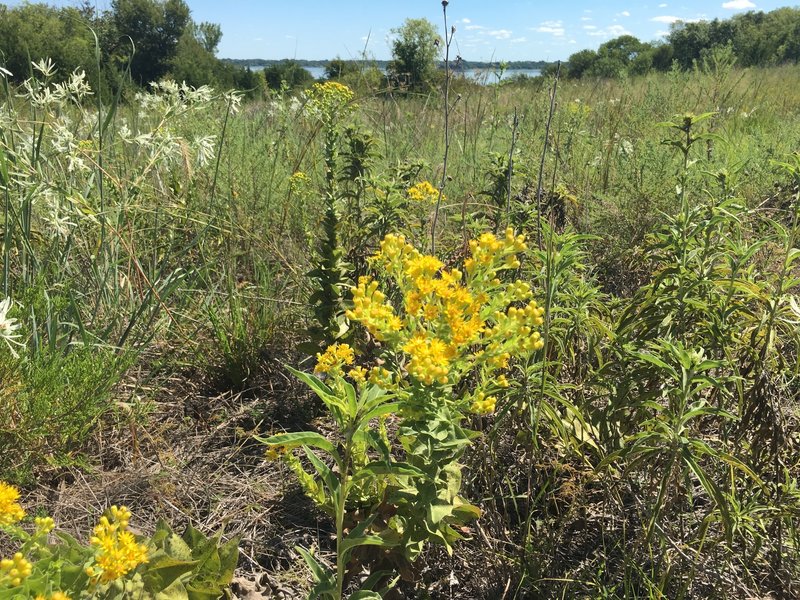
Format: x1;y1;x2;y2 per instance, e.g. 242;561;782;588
368;366;393;388
264;445;287;461
34;516;55;534
314;343;356;375
470;391;497;415
347;278;403;341
87;507;148;584
402;333;452;385
407;181;441;204
348;366;368;384
0;552;32;587
0;482;25;526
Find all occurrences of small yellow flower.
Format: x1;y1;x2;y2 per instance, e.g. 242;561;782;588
314;343;356;375
0;552;32;587
35;516;55;534
407;181;441;204
88;506;148;584
0;482;25;525
348;366;368;384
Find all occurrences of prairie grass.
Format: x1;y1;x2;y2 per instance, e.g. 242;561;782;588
2;60;800;598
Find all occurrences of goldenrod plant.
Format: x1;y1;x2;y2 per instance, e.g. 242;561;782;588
260;228;544;599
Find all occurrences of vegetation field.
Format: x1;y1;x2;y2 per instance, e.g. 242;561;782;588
3;4;800;599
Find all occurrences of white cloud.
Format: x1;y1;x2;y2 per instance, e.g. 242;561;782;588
535;20;565;36
618;11;631;17
651;14;702;24
462;18;471;24
722;0;755;8
510;37;527;44
587;24;633;38
606;24;631;36
651;15;682;23
658;3;668;6
581;16;592;21
488;29;513;39
465;24;486;31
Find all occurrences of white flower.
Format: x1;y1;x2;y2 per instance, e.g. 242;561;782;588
0;297;22;357
194;135;216;167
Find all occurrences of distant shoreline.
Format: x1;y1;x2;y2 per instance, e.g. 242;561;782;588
221;58;556;71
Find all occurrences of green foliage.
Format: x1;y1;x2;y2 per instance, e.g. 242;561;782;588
0;343;129;482
263;60;314;91
111;0;190;85
325;58;360;81
0;0;253;94
388;18;442;90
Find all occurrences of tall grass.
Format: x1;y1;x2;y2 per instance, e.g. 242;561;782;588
3;57;800;597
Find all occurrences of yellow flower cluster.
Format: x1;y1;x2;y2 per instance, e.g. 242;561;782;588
347;278;403;341
0;482;25;526
86;506;148;584
35;593;70;600
314;343;356;374
307;81;355;118
465;228;527;275
34;516;55;534
345;229;545;410
407;181;442;204
0;552;31;587
289;171;310;194
264;445;288;462
470;391;497;415
402;333;453;385
368;366;393;387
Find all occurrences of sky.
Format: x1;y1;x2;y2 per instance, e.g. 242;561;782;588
8;0;797;61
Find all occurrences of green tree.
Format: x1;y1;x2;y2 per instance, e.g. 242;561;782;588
194;21;222;55
0;4;96;83
111;0;190;84
325;57;359;80
262;60;313;90
388;18;442;89
566;49;598;79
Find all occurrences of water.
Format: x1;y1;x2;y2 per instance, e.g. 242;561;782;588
250;65;541;85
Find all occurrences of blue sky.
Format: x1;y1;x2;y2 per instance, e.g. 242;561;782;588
8;0;796;61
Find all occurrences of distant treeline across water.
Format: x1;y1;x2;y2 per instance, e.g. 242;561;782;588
239;63;543;85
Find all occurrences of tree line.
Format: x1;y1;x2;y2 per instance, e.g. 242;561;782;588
0;0;260;95
564;6;800;79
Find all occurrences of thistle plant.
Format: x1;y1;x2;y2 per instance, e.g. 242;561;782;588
260;228;545;599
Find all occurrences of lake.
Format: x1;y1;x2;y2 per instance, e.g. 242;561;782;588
252;65;541;85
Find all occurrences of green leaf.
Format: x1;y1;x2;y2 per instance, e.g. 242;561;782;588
165;533;194;561
141;555;200;594
632;351;678;377
343;379;358;418
255;431;338;460
286;364;337;404
304;446;340;510
296;546;335;589
358;401;402;426
352;460;427;482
